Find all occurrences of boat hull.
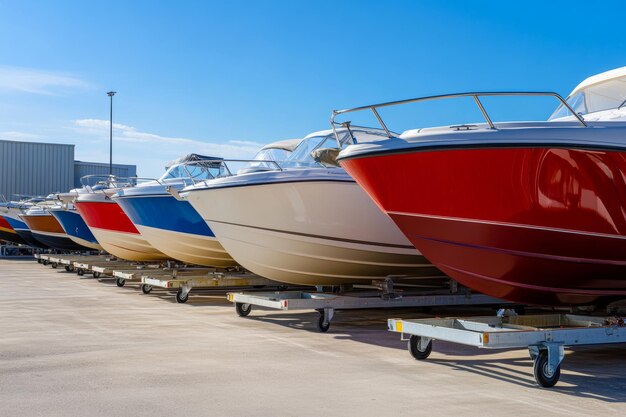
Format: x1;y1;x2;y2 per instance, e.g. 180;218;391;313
2;211;47;248
114;194;236;267
20;213;90;251
0;215;26;244
186;179;440;285
136;225;234;267
75;199;168;261
49;209;103;251
340;146;626;306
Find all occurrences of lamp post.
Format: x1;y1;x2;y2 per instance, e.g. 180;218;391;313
107;91;116;175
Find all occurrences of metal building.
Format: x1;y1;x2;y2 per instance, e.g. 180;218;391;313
0;139;75;199
73;161;137;188
0;139;138;199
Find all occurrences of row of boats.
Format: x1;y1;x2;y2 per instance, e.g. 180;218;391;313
2;67;626;308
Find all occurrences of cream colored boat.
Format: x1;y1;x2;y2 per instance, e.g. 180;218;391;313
182;129;441;286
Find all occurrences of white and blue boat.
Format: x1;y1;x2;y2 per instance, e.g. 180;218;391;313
113;155;237;267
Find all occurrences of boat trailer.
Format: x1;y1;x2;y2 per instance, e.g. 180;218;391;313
141;271;296;303
228;279;507;332
388;313;626;388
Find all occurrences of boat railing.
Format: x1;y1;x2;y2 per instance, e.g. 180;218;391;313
330;91;588;143
79;174;156;193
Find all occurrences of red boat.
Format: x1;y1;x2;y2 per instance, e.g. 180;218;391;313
336;72;626;307
75;191;169;261
0;215;25;244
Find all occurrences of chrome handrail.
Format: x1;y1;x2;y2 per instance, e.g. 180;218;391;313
330;91;588;143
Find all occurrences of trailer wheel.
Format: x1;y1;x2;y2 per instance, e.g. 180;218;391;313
533;350;560;388
93;272;101;279
235;302;251;317
317;313;331;333
142;284;153;295
408;335;432;360
42;260;49;266
174;289;189;303
37;258;42;264
116;277;125;287
64;265;71;272
77;268;84;276
51;262;58;269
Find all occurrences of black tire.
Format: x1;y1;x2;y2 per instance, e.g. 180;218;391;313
42;260;49;266
317;312;330;333
116;278;125;287
93;272;101;279
77;269;84;276
533;350;560;388
175;289;189;303
37;258;42;264
51;262;58;269
408;335;433;360
235;302;251;317
64;266;71;272
142;284;152;294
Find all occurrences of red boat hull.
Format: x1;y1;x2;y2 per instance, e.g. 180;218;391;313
341;147;626;306
74;199;168;261
75;200;139;234
0;215;25;244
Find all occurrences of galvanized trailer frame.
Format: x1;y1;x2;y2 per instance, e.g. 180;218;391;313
228;288;506;332
388;314;626;388
36;253;50;264
72;259;148;278
141;271;291;303
45;254;105;271
111;267;177;288
0;244;34;257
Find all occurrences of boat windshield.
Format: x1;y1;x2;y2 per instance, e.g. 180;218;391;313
286;136;328;163
254;147;292;162
159;163;223;182
550;75;626;119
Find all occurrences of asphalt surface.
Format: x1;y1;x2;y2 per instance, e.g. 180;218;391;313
1;258;626;416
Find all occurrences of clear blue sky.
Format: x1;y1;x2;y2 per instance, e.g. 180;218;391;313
0;0;624;177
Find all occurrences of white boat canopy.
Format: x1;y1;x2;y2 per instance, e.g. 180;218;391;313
259;138;302;152
550;66;626;120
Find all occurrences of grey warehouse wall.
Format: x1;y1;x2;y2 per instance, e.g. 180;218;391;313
0;139;75;199
73;161;138;188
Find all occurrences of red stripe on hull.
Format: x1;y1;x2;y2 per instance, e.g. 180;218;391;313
75;201;139;234
0;216;14;231
341;147;626;306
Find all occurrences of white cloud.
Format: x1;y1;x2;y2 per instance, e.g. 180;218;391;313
0;131;41;140
72;118;269;176
0;65;90;95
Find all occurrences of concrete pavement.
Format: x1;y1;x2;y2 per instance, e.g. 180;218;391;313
1;259;626;416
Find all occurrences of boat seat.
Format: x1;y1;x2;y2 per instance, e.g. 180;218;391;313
311;148;340;167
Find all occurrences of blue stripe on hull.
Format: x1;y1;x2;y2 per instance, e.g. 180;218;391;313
116;195;215;237
51;210;99;245
4;216;28;230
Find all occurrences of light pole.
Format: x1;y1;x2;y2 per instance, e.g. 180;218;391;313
107;91;116;175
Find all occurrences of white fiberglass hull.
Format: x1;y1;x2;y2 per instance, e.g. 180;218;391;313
186;179;440;285
90;227;169;261
136;225;237;267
